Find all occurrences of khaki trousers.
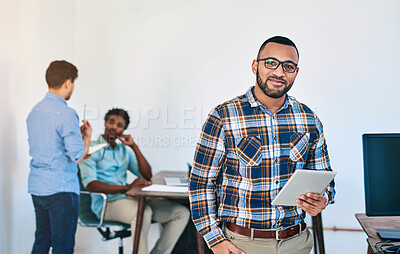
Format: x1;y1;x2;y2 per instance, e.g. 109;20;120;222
103;196;190;254
223;225;314;254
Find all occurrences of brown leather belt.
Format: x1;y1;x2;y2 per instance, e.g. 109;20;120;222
226;221;306;240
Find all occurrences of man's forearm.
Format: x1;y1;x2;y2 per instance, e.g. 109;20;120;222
86;180;128;194
189;176;225;248
76;134;91;163
130;143;152;180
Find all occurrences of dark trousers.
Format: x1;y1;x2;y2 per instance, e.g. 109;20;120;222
31;192;79;254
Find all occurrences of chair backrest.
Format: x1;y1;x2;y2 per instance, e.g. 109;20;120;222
78;171;101;226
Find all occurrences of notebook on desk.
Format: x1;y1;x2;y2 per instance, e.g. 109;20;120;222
377;228;400;240
164;176;189;187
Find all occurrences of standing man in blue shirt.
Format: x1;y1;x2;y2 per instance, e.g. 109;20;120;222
27;60;92;254
79;108;190;254
189;36;336;254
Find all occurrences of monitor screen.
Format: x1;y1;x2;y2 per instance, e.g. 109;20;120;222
363;133;400;216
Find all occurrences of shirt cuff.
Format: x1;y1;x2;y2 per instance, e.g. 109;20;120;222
323;187;335;208
74;147;86;162
202;224;226;249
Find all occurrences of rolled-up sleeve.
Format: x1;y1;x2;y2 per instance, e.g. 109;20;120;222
57;108;85;162
79;154;98;188
189;109;226;248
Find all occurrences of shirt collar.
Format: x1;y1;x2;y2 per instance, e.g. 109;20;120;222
97;134;108;144
46;92;67;105
244;86;293;111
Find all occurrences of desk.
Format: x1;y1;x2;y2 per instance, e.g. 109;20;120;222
126;171;208;254
355;213;400;253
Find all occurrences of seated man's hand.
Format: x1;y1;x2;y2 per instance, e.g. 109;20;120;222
296;192;327;216
211;240;245;254
128;177;152;189
118;134;136;147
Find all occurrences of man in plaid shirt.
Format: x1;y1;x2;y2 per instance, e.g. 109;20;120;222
189;36;336;254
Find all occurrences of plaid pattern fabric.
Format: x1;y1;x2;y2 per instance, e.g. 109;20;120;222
189;86;336;248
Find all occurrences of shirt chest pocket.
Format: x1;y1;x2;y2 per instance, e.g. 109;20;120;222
235;136;262;166
290;132;310;162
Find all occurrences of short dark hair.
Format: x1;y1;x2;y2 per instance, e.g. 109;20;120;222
45;60;78;88
104;108;130;129
257;36;299;60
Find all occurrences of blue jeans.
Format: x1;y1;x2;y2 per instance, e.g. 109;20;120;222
31;192;79;254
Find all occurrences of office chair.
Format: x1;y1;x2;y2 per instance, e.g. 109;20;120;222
78;173;131;254
312;213;325;254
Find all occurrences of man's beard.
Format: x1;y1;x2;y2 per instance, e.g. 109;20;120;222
256;70;293;98
104;130;118;143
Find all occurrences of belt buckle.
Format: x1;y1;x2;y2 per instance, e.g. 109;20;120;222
275;228;283;240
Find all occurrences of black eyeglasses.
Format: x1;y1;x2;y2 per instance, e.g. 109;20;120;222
257;57;298;73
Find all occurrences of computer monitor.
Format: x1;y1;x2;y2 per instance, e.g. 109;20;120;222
363;133;400;216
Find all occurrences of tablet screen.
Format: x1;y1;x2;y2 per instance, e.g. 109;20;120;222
271;170;337;206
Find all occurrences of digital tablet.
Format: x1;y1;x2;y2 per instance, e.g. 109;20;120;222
271;170;337;206
164;176;189;187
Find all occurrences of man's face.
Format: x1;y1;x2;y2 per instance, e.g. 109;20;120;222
253;42;299;98
104;115;126;140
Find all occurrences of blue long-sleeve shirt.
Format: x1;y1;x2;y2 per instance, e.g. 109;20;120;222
27;92;85;196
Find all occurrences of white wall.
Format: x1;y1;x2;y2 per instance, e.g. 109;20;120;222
0;0;79;252
1;0;399;253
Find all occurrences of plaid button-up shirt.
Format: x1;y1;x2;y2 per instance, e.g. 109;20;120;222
189;86;336;248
